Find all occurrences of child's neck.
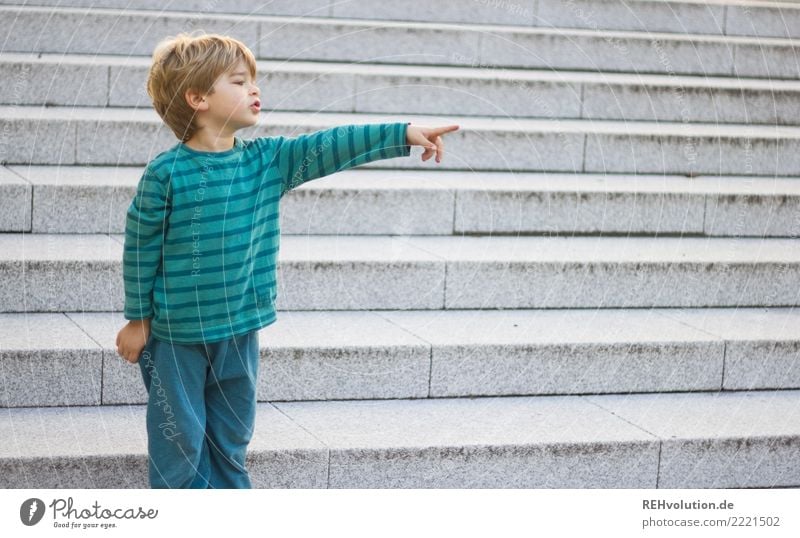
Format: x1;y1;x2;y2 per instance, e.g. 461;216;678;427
184;131;236;153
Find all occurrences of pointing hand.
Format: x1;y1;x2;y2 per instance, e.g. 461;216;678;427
406;124;460;163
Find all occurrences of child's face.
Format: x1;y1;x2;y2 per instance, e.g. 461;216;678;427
203;59;261;132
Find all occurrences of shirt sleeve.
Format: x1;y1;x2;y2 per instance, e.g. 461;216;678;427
270;121;411;196
122;164;170;320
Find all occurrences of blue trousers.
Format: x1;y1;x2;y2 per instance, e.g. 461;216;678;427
137;329;259;488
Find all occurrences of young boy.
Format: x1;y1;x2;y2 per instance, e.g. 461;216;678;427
114;32;459;488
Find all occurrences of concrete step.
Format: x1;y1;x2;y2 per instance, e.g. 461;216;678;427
2;307;799;407
5;53;800;126
2;232;800;313
3;5;800;78
1;387;798;487
6;165;800;237
4;107;800;175
1;0;798;39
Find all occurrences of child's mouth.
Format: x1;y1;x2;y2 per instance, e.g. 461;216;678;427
250;101;261;111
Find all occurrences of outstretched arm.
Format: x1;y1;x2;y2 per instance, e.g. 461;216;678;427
274;122;410;196
272;121;460;196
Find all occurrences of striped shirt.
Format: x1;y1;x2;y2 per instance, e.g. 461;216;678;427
123;121;411;344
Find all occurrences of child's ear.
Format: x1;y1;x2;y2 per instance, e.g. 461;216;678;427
184;88;207;111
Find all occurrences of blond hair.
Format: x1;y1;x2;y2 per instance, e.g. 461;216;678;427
146;31;257;142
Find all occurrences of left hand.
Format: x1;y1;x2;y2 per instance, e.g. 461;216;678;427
406;124;460;163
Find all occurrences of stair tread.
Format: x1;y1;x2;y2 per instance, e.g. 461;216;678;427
2;388;799;459
4;51;800;90
5;105;800;138
9;165;800;195
3;3;799;45
1;307;798;352
4;232;800;262
12;232;800;260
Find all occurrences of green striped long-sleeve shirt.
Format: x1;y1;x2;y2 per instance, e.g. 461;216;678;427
123;121;411;344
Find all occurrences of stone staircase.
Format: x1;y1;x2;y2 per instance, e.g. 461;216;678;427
2;0;800;488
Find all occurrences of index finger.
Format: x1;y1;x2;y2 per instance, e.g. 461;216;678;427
432;124;460;135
